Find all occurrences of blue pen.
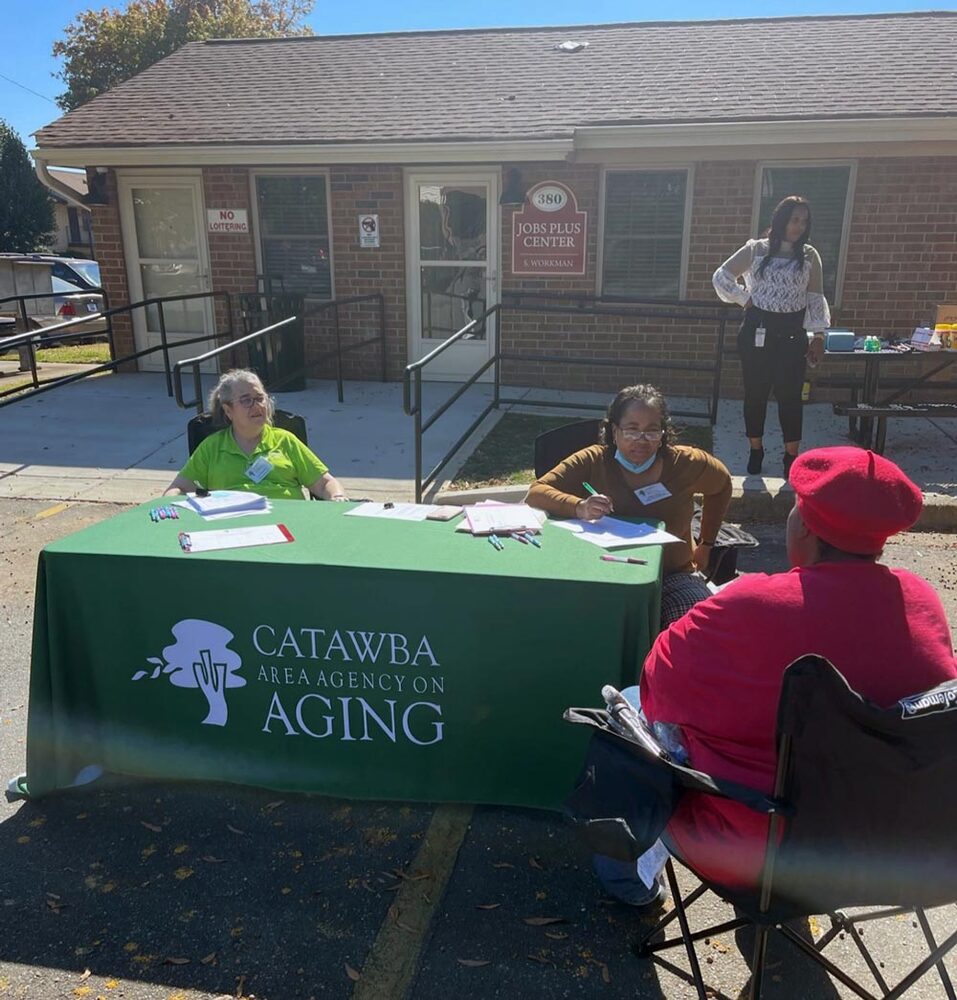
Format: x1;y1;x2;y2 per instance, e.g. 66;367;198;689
522;531;542;548
513;531;529;545
488;533;503;551
150;509;157;522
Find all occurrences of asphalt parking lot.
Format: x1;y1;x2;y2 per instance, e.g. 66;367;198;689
1;497;955;1000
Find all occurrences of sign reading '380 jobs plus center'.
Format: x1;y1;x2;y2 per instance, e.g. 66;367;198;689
511;181;587;277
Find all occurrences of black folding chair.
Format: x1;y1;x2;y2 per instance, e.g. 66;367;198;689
533;419;602;479
186;409;308;456
565;655;957;1000
534;419;758;584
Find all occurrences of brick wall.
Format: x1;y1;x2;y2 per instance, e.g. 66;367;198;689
88;156;956;403
202;167;258;370
86;169;134;369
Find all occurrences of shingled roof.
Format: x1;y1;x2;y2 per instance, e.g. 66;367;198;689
35;11;957;149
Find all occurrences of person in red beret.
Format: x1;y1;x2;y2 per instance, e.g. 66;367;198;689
637;447;957;891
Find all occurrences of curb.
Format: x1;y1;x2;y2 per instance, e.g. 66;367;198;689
436;478;957;531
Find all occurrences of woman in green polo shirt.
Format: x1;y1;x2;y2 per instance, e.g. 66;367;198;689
164;369;347;501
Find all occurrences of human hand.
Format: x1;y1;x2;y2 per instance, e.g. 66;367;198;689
807;336;825;365
576;494;613;521
692;542;713;572
330;494;349;502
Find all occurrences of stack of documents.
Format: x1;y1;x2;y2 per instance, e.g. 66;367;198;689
550;516;681;549
462;503;545;536
182;490;269;520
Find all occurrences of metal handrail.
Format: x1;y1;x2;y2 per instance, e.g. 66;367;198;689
403;294;735;502
173;316;299;413
302;293;387;402
0;290;232;402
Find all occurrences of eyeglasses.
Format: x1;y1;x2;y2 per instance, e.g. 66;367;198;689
229;392;267;409
617;428;663;442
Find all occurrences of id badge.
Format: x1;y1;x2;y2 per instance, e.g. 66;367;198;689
634;482;672;505
245;456;273;483
754;327;766;348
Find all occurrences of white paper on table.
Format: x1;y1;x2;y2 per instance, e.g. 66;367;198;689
184;490;268;516
172;500;272;521
455;504;546;532
180;523;293;553
463;503;545;535
344;501;444;522
550;516;682;549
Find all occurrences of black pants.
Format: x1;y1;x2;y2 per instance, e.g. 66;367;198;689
736;307;807;443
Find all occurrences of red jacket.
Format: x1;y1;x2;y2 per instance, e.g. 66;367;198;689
640;562;957;888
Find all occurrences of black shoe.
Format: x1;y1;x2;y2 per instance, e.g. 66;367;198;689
747;448;764;475
784;453;797;480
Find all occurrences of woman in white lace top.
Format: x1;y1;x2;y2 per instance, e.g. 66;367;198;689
713;196;831;480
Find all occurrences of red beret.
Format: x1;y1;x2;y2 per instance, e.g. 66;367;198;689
790;447;923;554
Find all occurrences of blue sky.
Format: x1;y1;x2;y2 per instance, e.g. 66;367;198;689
2;0;952;147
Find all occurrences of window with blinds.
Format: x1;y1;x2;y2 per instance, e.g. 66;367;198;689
255;175;332;298
757;165;851;303
601;170;689;299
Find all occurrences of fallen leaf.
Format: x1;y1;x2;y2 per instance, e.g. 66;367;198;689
545;931;569;940
201;953;217;965
173;867;194;881
526;953;555;966
528;857;544;870
264;800;284;812
164;957;190;965
201;855;225;864
140;821;162;833
16;836;29;844
344;963;361;982
456;958;491;967
79;969;92;981
173;845;189;855
395;920;417;933
491;862;514;869
475;903;500;910
226;824;245;835
281;887;292;895
523;916;566;926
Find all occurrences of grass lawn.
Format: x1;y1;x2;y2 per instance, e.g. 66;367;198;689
449;411;714;490
0;342;112;365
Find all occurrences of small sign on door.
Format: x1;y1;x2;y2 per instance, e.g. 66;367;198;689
207;209;248;234
359;214;380;248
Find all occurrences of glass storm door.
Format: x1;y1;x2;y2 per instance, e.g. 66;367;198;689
118;174;215;373
406;172;498;380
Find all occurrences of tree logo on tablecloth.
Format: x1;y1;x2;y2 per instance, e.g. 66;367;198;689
132;619;246;726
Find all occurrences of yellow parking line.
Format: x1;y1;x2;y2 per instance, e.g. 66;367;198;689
352;804;473;999
35;503;69;519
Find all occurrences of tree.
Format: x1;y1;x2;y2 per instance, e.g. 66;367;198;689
0;121;55;252
53;0;316;112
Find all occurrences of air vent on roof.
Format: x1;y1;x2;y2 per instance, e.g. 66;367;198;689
554;40;588;53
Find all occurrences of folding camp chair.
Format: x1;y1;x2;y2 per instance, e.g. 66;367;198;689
565;655;957;1000
534;419;758;584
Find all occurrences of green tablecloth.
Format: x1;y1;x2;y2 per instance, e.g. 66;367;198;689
26;501;662;809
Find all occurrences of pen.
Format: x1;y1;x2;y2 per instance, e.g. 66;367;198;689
582;482;598;496
518;531;542;548
512;531;529;544
488;533;504;551
601;554;648;565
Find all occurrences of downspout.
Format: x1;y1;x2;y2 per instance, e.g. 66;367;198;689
33;153;90;212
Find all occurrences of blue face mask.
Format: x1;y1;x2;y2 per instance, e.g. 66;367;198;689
615;448;657;474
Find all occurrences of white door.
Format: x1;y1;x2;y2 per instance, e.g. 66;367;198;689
118;173;216;373
405;171;498;380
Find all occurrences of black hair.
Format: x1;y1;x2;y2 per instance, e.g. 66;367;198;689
758;195;811;277
598;384;676;449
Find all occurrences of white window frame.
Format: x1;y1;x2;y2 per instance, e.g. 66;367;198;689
597;165;694;301
751;160;857;308
248;167;336;301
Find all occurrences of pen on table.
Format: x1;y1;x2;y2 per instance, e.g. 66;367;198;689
601;554;648;565
520;531;542;548
512;531;529;545
488;533;504;551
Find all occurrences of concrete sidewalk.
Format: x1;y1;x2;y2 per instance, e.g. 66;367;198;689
0;370;955;525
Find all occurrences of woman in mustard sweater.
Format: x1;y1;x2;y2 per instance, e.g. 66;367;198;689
526;384;732;627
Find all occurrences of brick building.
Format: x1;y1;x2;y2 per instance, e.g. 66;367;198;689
32;12;957;398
